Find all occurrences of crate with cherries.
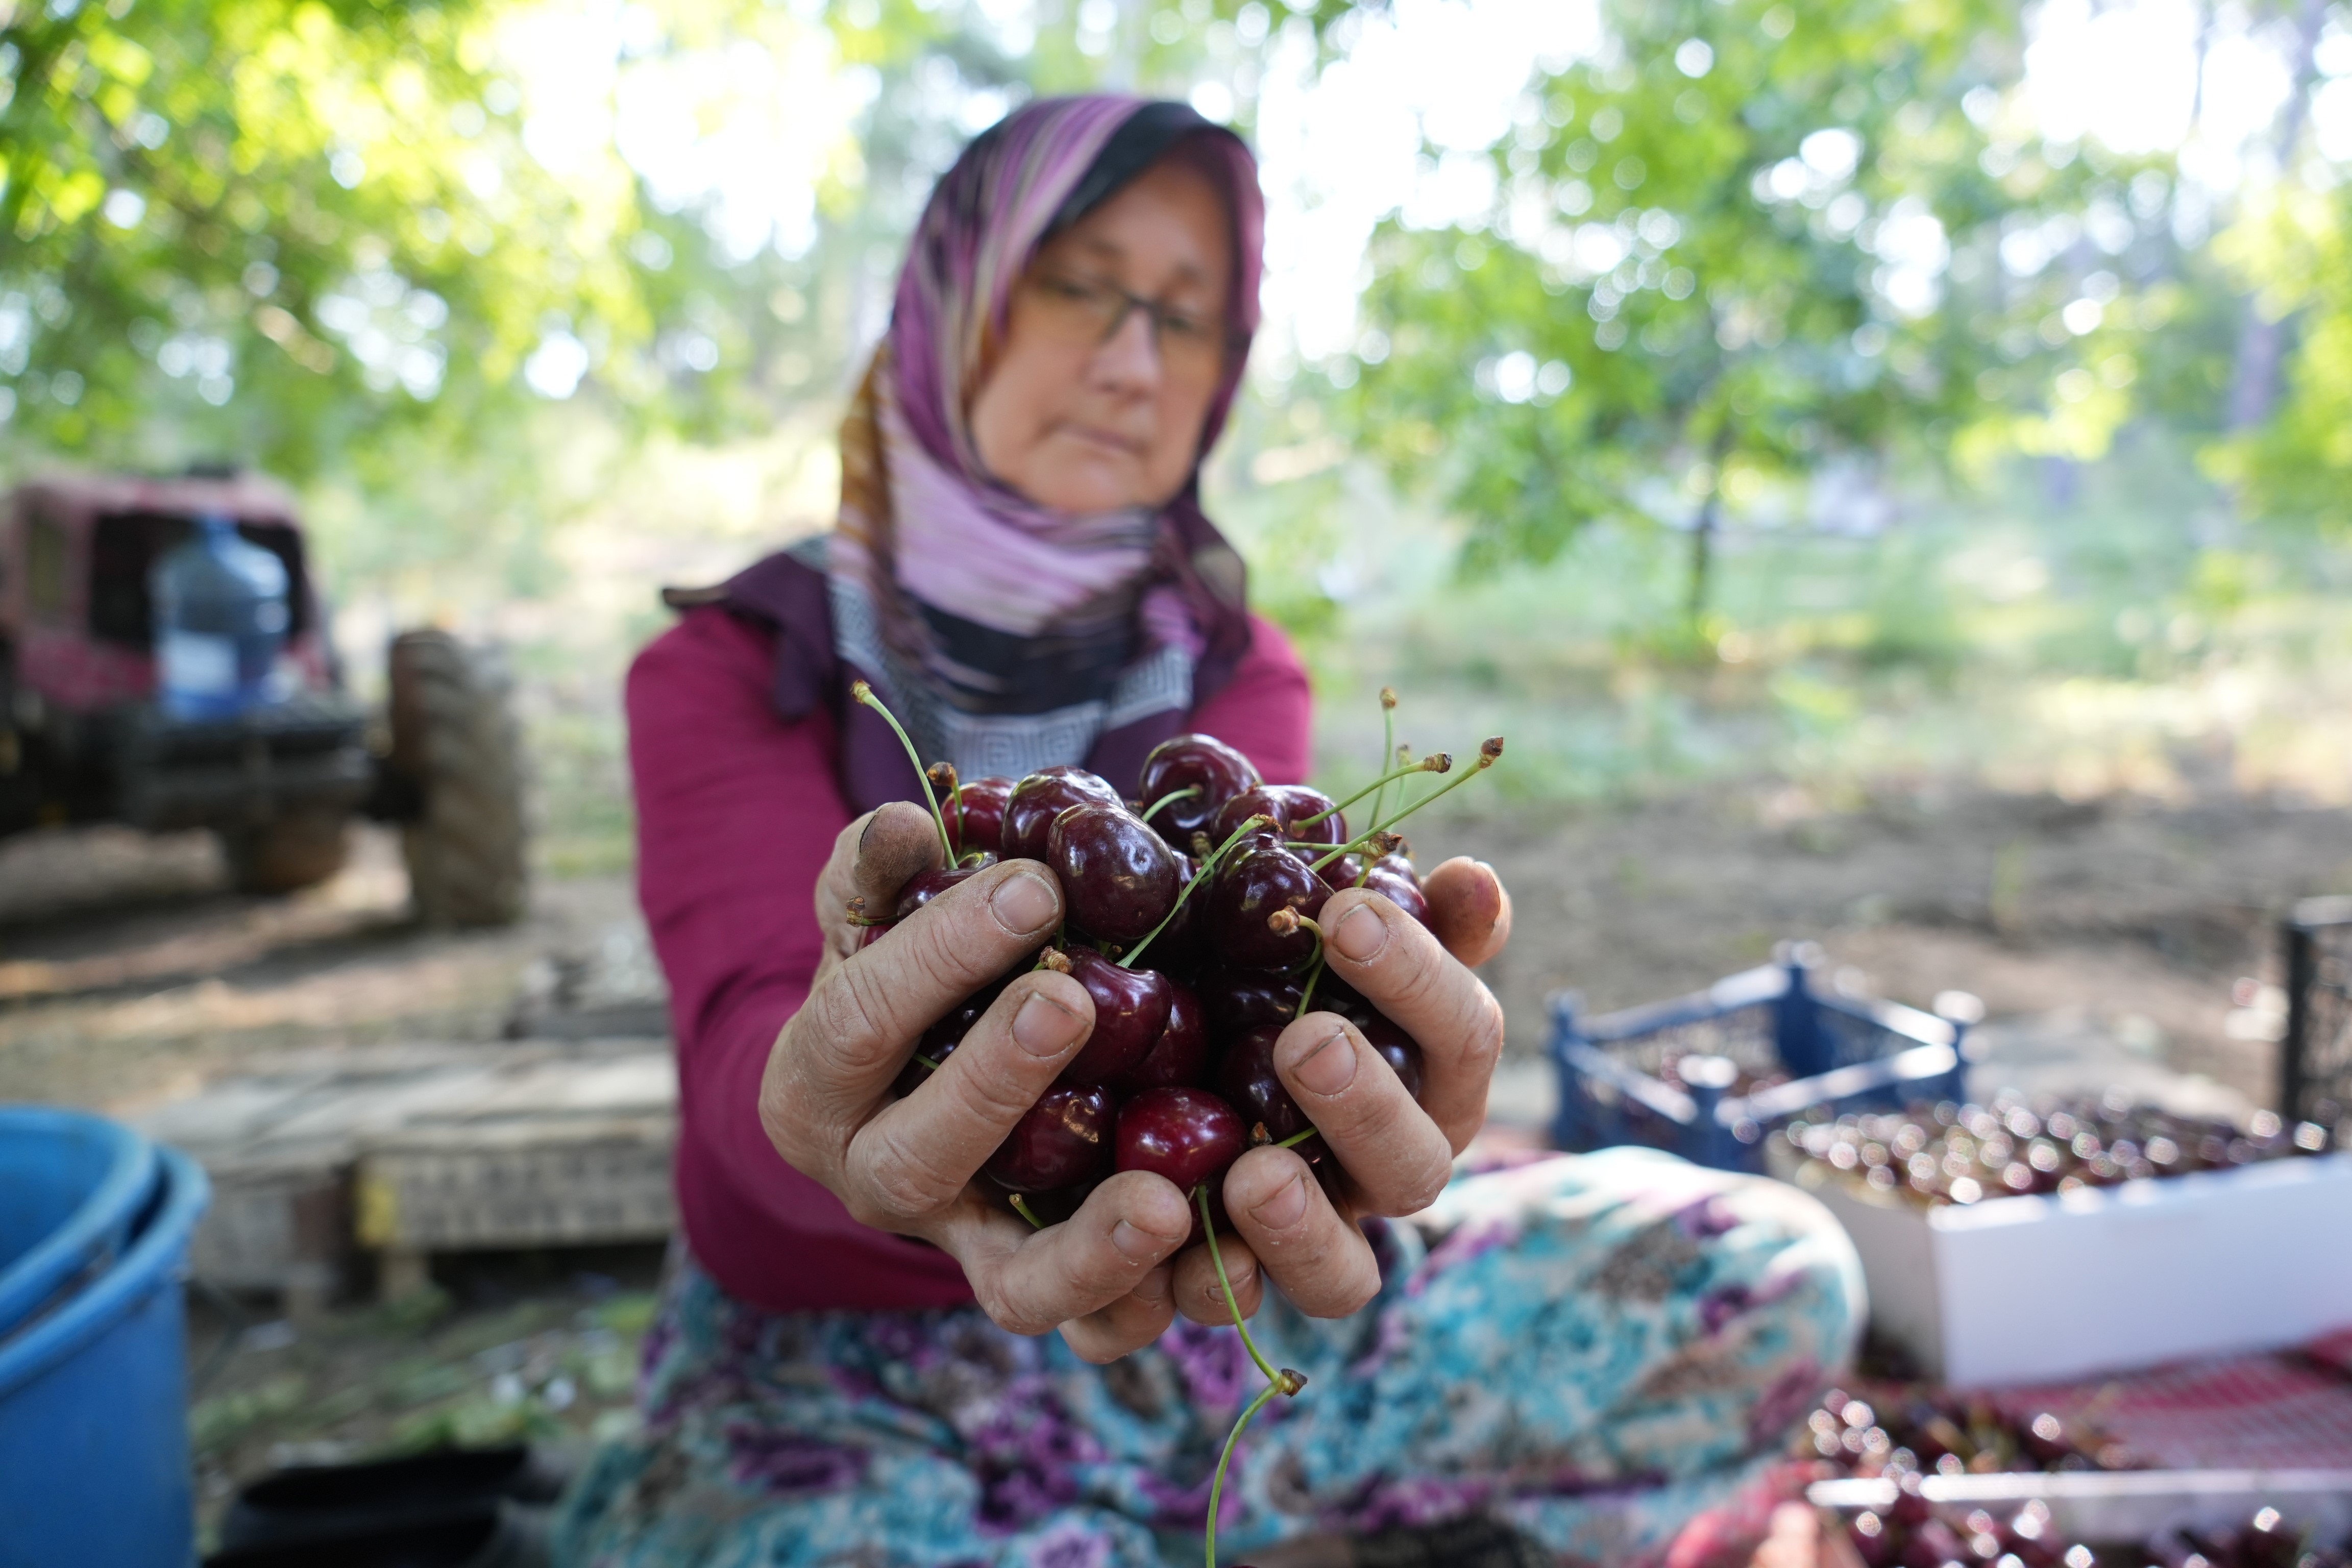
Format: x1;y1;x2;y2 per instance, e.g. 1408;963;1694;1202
1781;1090;2337;1209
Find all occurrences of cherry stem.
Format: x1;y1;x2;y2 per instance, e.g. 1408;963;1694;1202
1196;1183;1279;1388
929;762;970;855
1140;784;1203;823
1344;736;1505;858
1273;1126;1319;1150
1009;1194;1045;1230
852;679;955;867
1205;1381;1279;1568
914;1054;941;1072
1293;950;1327;1018
1293;754;1449;832
1371;687;1398;829
1120;813;1276;969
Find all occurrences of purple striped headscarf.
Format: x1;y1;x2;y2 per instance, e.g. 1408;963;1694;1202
825;95;1262;782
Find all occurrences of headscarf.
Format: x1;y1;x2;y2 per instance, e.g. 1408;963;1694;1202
820;95;1263;784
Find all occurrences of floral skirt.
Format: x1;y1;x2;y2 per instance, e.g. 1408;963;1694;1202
553;1148;1864;1567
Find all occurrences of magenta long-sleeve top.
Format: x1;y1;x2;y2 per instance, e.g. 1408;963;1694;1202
628;605;1315;1314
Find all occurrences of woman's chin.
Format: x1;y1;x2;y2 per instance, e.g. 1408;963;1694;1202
1012;451;1162;514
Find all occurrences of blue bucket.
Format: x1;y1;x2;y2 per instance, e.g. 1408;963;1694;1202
0;1144;210;1568
0;1105;159;1337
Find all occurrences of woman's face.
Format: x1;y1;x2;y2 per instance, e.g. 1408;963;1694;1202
969;155;1235;514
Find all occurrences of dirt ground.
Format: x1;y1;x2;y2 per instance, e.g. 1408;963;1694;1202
4;784;2348;1536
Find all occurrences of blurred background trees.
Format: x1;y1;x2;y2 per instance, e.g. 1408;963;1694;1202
6;0;2351;853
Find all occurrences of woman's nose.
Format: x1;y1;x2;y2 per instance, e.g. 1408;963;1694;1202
1089;304;1163;395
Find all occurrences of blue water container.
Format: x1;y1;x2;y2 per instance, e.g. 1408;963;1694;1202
151;514;291;719
0;1144;210;1568
0;1107;159;1337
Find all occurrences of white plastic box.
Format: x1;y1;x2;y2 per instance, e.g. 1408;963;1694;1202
1797;1153;2352;1388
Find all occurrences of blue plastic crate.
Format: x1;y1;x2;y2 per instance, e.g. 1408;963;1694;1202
1548;947;1972;1172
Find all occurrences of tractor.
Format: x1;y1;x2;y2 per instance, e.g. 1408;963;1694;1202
0;467;526;925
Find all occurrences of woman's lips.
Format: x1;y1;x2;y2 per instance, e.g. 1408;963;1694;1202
1056;421;1148;456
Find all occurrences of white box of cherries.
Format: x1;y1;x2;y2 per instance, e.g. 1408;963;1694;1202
1775;1100;2352;1388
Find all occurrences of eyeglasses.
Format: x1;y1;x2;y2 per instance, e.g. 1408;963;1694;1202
1017;268;1235;386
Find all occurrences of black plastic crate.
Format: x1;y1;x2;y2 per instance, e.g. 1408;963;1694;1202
1548;945;1973;1172
2284;895;2352;1133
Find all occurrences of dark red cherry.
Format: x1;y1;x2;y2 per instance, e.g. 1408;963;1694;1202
1204;844;1330;969
1197;969;1304;1036
891;1032;961;1098
1316;853;1364;891
890;975;1011;1097
1058;948;1171;1086
1363;854;1429;927
1212;785;1347;851
1047;803;1181;944
1001;767;1124;862
986;1085;1115;1192
946;775;1015;860
1217;1023;1327;1163
1359;1012;1425;1100
893;855;998;919
1115;1086;1247;1193
1123;978;1208;1091
859;919;896;949
1136;733;1262;850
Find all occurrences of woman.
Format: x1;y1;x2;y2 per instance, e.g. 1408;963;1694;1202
559;96;1863;1568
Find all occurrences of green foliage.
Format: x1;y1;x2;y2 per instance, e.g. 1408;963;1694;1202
2209;183;2352;538
0;0;646;474
1336;0;2189;602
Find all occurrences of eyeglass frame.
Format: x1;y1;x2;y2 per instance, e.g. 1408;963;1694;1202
1016;266;1247;375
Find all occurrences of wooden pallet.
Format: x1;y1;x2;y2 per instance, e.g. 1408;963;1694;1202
134;1040;676;1310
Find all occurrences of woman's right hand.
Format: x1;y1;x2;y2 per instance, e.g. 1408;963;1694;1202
757;801;1197;1361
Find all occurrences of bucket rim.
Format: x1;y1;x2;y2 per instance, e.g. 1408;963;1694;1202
0;1107;160;1338
0;1146;210;1402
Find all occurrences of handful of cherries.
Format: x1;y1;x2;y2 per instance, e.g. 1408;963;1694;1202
854;682;1497;1231
851;682;1500;1568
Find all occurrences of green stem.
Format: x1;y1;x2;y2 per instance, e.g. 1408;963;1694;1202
852;680;955;867
1274;1126;1320;1150
1121;814;1275;969
1344;738;1505;858
1140;784;1203;823
1293;951;1327;1019
1371;690;1398;830
1293;755;1449;832
1196;1184;1278;1387
1205;1382;1280;1568
1009;1194;1045;1230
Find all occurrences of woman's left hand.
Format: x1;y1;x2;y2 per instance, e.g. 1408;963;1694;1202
1168;860;1513;1335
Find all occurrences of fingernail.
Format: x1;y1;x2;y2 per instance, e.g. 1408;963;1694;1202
1331;901;1389;963
1292;1026;1358;1096
1111;1219;1173;1262
1252;1174;1309;1231
1012;991;1085;1058
990;869;1059;936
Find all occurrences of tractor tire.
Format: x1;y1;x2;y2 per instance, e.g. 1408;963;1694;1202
220;811;351;895
387;630;527;927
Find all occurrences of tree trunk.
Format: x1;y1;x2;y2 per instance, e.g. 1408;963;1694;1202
2226;0;2328;431
1687;492;1719;624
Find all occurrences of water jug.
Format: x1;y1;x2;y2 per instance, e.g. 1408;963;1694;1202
150;516;291;719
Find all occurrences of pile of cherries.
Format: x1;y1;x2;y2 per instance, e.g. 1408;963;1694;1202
1802;1389;2345;1568
1806;1382;2323;1568
1799;1381;2131;1482
1784;1091;2335;1209
852;684;1499;1230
